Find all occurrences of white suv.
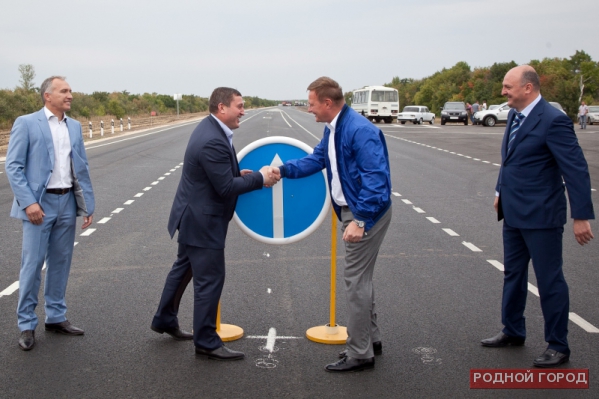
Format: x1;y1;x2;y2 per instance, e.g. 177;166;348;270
397;106;436;125
586;105;599;124
473;102;511;127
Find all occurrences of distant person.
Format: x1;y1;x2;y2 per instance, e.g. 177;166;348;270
471;101;480;124
466;102;472;125
5;76;95;351
151;87;280;360
278;77;392;372
579;101;589;129
481;65;594;368
482;101;488;111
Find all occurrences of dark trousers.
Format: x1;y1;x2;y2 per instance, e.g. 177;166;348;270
501;223;569;354
152;243;225;350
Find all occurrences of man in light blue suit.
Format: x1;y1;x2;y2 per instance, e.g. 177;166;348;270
481;65;594;367
5;76;95;351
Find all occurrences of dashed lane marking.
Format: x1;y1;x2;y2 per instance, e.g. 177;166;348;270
402;199;413;205
443;228;459;236
112;208;124;213
124;200;134;205
80;228;96;237
413;207;426;213
462;241;482;252
426;217;440;224
134;193;144;197
98;217;111;224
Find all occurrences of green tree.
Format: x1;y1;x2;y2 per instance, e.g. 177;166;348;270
18;64;36;92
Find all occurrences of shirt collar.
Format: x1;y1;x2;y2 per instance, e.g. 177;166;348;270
520;94;542;117
211;114;234;143
44;106;67;122
325;110;342;131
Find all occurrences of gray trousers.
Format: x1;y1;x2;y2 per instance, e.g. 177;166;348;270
340;206;392;359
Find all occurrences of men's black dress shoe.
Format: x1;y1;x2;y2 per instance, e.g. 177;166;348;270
325;356;375;372
18;330;35;351
338;341;382;359
45;320;84;336
151;325;193;341
481;332;525;347
533;349;570;368
195;344;245;360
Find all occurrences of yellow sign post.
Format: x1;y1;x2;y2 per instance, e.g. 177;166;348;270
306;208;348;344
216;302;244;341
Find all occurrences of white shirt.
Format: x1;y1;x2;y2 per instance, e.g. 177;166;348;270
326;111;347;207
579;104;588;116
44;107;72;189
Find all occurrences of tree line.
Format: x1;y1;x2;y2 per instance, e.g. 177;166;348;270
0;65;279;130
344;50;598;119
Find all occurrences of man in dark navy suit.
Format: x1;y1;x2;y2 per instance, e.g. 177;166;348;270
151;87;279;360
481;65;594;367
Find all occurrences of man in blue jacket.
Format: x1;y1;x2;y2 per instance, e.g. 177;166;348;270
279;77;392;372
481;65;594;367
5;76;95;351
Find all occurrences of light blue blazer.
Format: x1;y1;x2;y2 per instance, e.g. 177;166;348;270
5;108;95;219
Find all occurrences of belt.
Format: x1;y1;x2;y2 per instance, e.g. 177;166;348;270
46;187;72;195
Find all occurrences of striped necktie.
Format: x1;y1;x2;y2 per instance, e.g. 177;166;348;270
507;112;524;153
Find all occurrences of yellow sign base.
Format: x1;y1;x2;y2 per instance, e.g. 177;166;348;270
217;323;244;341
306;324;347;344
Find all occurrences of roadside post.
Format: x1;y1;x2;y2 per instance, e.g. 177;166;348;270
111;119;114;134
128;116;131;130
174;94;182;118
120;118;123;132
88;121;92;138
100;120;104;136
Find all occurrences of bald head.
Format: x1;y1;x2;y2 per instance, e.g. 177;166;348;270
502;65;540;111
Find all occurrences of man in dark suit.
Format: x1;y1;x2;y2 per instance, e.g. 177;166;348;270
151;87;279;360
481;65;594;367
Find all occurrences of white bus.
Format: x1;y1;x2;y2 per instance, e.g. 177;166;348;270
350;86;399;123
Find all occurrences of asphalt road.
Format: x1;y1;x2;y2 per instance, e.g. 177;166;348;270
0;108;598;398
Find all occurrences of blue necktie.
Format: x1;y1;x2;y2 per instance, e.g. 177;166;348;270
507;112;524;153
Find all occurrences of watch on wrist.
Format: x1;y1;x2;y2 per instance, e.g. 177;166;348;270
353;219;365;228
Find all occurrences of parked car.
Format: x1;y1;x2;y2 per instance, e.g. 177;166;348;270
488;104;500;110
396;106;435;125
473;102;511;127
549;102;566;114
440;102;468;125
587;106;599;125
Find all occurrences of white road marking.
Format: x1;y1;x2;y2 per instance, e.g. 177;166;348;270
98;217;111;224
124;200;135;205
279;112;292;128
473;158;480;161
482;161;490;164
112;208;124;213
443;228;459;236
279;111;320;142
413;207;425;213
267;288;272;294
426;217;440;224
164;173;171;176
462;241;482;252
179;163;183;165
265;328;277;352
174;165;181;169
493;163;501;166
0;281;19;297
450;152;456;154
170;169;176;172
464;156;472;159
143;187;152;191
569;313;599;333
402;199;413;205
486;260;504;271
392;192;401;197
151;181;159;185
134;193;144;197
80;228;96;237
527;283;539;297
158;177;165;180
592;189;597;192
246;335;302;339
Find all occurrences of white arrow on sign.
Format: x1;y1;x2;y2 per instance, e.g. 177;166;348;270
270;154;284;238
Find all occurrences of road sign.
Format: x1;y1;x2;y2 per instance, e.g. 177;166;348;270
234;136;330;245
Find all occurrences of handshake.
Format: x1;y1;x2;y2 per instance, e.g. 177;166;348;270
241;166;282;187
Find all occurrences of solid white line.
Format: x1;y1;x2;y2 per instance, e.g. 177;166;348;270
0;281;19;297
80;228;96;237
443;228;459;236
151;181;159;185
124;200;135;205
98;217;111;224
265;328;277;352
112;208;124;213
462;241;482;252
392;192;401;197
486;259;504;271
246;335;303;339
143;187;152;191
426;217;440;224
401;199;412;204
527;283;539;297
569;313;599;333
279;112;292;127
280;111;320;142
413;207;425;213
134;193;144;197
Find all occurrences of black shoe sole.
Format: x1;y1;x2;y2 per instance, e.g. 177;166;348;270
533;357;569;368
325;365;375;373
44;327;84;336
195;352;245;361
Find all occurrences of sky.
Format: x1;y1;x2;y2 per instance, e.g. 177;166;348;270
1;0;597;101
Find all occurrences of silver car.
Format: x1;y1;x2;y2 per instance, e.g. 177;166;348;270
473;102;511;127
586;106;599;125
396;106;436;125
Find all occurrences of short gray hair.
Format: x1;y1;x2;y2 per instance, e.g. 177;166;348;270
40;76;66;104
521;70;540;91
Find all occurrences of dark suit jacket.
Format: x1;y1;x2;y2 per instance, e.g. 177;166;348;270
496;98;594;228
168;115;263;248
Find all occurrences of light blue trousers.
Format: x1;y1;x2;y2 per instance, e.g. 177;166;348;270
17;191;77;331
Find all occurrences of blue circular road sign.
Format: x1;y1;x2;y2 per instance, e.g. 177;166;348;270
234;136;330;244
